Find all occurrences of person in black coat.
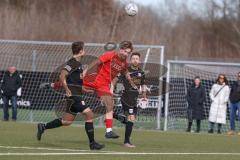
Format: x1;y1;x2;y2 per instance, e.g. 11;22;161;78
228;72;240;135
186;76;206;133
1;66;22;121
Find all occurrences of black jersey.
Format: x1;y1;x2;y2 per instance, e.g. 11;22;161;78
63;58;83;95
120;65;145;106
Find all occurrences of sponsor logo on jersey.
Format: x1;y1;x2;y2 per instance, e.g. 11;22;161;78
81;101;85;106
64;65;72;72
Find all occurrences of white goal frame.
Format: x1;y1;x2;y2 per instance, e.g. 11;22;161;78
0;39;165;130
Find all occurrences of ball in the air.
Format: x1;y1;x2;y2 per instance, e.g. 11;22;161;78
125;3;138;16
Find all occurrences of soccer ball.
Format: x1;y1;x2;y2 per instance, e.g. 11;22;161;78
125;3;138;16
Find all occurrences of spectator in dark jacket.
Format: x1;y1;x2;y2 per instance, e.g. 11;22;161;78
227;72;240;135
1;66;22;121
186;76;206;133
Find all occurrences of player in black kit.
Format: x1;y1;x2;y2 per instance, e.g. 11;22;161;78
36;41;104;150
114;52;147;148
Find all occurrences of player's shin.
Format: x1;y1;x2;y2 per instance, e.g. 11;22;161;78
85;122;95;143
105;111;113;132
45;118;63;129
124;121;134;144
105;118;113;133
124;115;135;145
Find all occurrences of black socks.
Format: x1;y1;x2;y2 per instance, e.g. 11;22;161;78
85;122;95;144
44;119;95;143
124;121;134;144
45;118;62;129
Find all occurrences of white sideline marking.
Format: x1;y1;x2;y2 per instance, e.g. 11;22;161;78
0;145;240;156
0;152;240;156
0;145;114;153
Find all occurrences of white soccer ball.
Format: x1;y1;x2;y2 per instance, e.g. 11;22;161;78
125;3;138;16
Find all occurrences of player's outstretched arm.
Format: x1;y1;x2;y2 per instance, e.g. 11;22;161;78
83;59;102;77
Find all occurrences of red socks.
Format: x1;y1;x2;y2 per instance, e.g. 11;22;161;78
105;119;113;129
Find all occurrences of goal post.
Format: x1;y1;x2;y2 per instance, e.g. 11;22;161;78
164;60;240;132
0;39;165;130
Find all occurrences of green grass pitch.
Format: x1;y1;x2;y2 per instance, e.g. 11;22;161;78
0;121;240;160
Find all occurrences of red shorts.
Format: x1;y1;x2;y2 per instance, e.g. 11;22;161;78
83;81;112;97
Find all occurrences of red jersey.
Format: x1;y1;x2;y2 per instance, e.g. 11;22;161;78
95;51;128;85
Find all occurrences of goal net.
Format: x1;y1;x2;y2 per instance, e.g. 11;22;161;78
164;60;240;132
0;40;165;129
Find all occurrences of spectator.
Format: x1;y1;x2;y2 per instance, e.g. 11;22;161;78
208;74;230;134
1;66;22;121
186;76;206;133
227;72;240;135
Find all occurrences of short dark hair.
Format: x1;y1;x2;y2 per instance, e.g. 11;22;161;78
119;41;133;51
72;41;84;55
130;52;141;59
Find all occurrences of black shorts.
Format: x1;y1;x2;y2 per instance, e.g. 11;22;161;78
65;96;88;115
121;100;138;116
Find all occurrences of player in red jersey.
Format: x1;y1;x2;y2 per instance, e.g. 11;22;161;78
84;41;135;139
40;41;135;138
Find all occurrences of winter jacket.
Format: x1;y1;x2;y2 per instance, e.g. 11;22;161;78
208;84;230;124
186;84;206;120
229;81;240;104
1;71;22;96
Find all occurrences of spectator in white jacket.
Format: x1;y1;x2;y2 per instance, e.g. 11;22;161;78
208;74;230;134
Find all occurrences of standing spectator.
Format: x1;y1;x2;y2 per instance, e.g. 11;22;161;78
227;72;240;135
186;76;206;133
208;74;230;134
1;66;22;121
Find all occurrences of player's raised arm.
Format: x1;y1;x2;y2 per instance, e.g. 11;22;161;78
83;59;101;77
83;52;114;77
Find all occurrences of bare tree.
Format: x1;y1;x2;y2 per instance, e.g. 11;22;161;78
0;0;239;59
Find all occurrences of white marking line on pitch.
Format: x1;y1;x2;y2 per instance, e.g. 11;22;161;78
0;145;115;153
0;152;240;156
